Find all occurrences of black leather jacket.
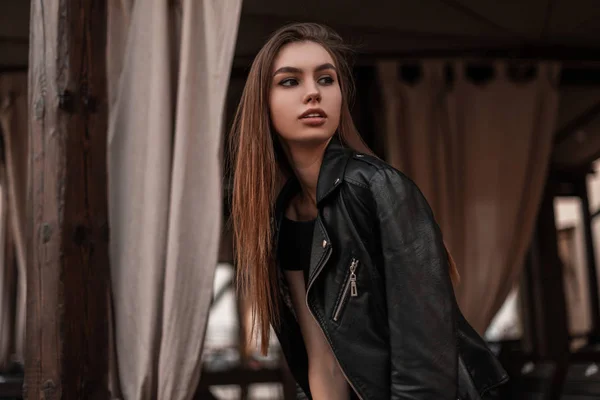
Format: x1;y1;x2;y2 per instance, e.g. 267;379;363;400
273;137;509;399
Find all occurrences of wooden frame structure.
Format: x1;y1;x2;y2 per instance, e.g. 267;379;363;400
25;1;110;398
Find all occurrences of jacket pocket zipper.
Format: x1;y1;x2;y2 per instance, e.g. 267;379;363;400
333;258;359;322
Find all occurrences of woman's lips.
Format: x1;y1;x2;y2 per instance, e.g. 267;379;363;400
299;108;327;126
300;116;327;126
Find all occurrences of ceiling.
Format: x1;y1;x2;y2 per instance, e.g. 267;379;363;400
4;0;600;67
236;0;600;58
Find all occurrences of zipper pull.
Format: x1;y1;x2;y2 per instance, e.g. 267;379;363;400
350;259;358;297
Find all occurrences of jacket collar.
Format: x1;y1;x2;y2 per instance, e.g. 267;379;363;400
275;135;352;218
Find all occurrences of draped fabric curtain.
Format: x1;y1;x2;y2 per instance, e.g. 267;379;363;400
106;1;242;398
0;159;12;372
0;73;28;371
377;61;560;333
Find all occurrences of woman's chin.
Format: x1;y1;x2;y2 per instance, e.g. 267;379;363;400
288;130;336;145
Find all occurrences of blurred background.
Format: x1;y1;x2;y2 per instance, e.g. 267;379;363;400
2;0;600;399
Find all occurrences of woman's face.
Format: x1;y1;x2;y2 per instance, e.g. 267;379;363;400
269;41;342;145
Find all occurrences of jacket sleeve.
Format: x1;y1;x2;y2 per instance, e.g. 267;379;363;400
369;168;457;399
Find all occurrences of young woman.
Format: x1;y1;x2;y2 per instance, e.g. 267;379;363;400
229;22;508;400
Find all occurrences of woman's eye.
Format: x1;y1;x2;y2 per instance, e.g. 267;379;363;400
318;76;335;85
279;78;299;87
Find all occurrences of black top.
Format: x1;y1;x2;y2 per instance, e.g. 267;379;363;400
278;216;315;274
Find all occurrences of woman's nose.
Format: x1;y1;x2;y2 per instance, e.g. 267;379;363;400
303;86;321;104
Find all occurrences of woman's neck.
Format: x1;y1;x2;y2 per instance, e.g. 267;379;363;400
282;138;332;212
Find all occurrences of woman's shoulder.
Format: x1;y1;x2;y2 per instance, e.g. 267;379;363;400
343;152;435;220
343;152;415;194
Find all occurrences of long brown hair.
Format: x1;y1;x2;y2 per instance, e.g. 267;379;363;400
228;22;458;355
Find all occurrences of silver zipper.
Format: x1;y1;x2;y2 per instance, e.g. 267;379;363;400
333;258;359;322
306;243;364;400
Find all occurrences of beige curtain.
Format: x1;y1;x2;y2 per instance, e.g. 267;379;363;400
0;73;28;371
106;1;242;399
0;161;11;371
377;61;560;333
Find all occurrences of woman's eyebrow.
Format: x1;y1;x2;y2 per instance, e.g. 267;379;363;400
273;63;337;77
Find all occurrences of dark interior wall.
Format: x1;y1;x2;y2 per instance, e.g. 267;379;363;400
350;66;385;158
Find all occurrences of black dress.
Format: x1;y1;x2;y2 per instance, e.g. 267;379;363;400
278;215;315;285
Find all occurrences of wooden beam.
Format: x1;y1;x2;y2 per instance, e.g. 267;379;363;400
0;374;23;397
554;101;600;144
0;41;29;69
552;129;600;170
198;366;286;387
25;1;109;399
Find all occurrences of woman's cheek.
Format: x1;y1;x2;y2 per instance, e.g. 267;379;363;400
269;96;294;137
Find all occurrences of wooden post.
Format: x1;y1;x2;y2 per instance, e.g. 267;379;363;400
520;179;570;397
526;182;570;359
576;177;600;342
26;1;109;399
520;182;570;399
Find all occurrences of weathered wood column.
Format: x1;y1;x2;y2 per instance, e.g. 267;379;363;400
522;180;570;359
26;1;109;399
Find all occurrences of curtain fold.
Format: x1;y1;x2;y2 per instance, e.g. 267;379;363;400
106;1;242;398
0;160;11;371
0;73;28;371
377;61;560;333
